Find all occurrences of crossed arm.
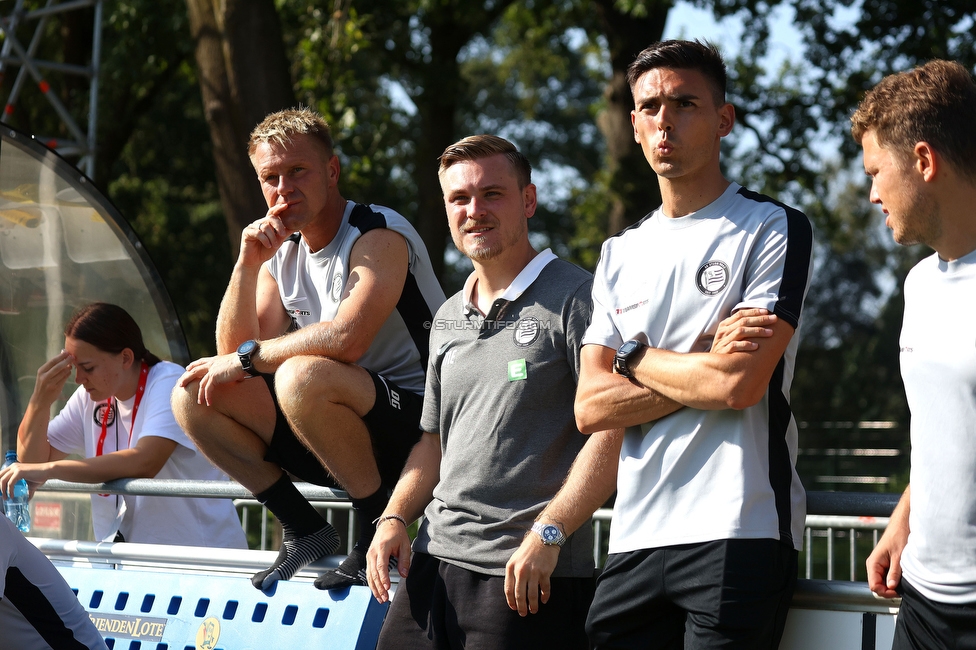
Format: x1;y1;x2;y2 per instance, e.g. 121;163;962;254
575;309;794;433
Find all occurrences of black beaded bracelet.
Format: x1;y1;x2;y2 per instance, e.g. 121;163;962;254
373;514;408;529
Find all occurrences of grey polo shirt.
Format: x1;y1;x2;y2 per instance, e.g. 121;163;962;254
414;250;595;577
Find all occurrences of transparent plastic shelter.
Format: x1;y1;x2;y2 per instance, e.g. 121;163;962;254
0;126;188;452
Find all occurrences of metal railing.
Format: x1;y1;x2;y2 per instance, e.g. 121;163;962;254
37;480;898;581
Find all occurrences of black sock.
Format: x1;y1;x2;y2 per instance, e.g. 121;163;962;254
350;486;390;549
250;475;339;590
314;548;398;591
314;486;391;591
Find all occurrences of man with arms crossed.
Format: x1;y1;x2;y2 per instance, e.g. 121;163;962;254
856;60;976;649
173;108;444;592
576;40;813;648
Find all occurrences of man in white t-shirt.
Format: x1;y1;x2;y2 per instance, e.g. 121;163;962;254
576;40;813;649
173;108;445;593
855;60;976;649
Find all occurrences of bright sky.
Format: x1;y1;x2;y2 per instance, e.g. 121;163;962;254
662;1;805;71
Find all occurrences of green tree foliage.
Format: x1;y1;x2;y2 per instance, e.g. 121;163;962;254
742;0;974;425
4;0;974;435
98;1;232;359
0;0;230;359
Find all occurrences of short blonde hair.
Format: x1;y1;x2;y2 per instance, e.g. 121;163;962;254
438;135;532;189
248;107;334;159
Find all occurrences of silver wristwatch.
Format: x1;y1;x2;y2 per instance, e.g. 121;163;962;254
530;522;566;547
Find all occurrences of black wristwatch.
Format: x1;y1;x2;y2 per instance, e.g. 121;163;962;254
237;339;260;377
530;522;566;547
613;340;646;378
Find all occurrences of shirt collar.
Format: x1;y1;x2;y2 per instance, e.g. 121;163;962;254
462;248;557;317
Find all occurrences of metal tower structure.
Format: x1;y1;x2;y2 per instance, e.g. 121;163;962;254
0;0;102;177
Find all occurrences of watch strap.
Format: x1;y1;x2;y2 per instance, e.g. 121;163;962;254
237;340;259;378
614;340;646;379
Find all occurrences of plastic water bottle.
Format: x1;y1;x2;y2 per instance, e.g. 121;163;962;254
2;450;31;533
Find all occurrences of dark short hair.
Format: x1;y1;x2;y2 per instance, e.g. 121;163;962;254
851;60;976;179
626;39;727;105
248;107;334;160
64;303;161;367
438;135;532;189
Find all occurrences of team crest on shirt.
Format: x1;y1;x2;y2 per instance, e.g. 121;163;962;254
513;317;541;347
696;260;730;296
94;402;116;426
331;273;343;303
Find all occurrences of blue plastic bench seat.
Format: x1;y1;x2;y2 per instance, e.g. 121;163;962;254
57;565;388;650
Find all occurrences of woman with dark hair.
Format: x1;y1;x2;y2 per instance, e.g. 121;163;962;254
0;303;246;548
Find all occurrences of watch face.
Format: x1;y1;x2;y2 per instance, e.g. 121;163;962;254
237;340;257;355
618;340;641;356
541;525;560;543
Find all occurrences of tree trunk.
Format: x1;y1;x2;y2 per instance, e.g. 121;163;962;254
184;0;294;250
411;20;469;281
414;92;456;281
593;0;671;235
392;0;516;282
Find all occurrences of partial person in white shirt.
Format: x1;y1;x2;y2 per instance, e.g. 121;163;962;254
0;302;246;548
855;60;976;650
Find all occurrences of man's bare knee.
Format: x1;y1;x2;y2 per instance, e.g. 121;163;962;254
171;381;200;427
276;356;374;423
276;356;341;407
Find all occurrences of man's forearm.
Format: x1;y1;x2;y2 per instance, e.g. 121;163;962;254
576;345;683;433
536;429;623;535
630;319;796;411
383;432;442;524
887;485;910;535
252;318;368;373
215;264;263;355
631;347;752;410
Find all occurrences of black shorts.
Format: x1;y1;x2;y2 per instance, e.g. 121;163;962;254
261;370;423;489
376;551;594;650
893;578;976;650
586;538;797;650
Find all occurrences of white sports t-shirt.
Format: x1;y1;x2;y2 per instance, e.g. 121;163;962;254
899;248;976;604
265;201;446;395
584;183;813;553
46;361;247;548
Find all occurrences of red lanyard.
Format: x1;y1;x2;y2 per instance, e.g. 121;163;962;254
96;362;149;456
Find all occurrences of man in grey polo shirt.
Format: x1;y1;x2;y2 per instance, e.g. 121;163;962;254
365;134;607;648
